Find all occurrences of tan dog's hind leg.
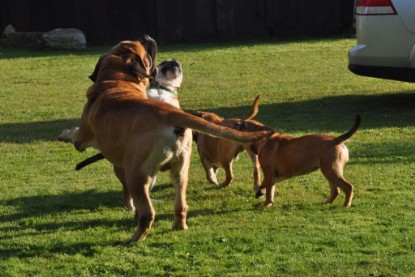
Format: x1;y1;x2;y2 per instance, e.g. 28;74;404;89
114;166;135;212
219;161;233;188
321;164;354;208
248;152;261;191
123;171;155;244
170;138;191;231
324;183;341;205
264;184;276;207
170;168;189;231
262;168;276;207
201;158;219;185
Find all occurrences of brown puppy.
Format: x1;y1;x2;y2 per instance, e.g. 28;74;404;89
194;97;264;191
64;35;272;243
244;115;360;208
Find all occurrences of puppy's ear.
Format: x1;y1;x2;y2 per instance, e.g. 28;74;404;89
89;55;105;82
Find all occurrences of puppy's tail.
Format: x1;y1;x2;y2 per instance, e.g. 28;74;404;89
75;153;105;170
168;111;273;143
333;115;361;145
242;96;260;121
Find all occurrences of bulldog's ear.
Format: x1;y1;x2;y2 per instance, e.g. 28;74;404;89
89;55;105;82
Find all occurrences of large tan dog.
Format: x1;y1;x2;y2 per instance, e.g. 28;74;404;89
72;59;184;179
194;96;264;191
241;115;361;208
64;35;272;243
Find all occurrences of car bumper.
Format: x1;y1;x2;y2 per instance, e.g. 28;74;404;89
348;63;415;82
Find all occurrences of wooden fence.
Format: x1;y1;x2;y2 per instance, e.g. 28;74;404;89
0;0;355;45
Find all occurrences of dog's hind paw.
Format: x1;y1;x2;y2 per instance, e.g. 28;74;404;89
58;127;79;143
172;222;188;231
254;201;273;209
264;201;273;208
123;236;141;245
255;189;266;198
57;129;72;142
218;182;231;188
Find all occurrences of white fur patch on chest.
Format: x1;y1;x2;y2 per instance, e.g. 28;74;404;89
147;88;180;108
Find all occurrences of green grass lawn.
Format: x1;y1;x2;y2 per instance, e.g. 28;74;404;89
1;36;414;276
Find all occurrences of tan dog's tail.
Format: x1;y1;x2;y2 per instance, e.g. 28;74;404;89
168;111;272;142
242;96;260;121
333;115;361;144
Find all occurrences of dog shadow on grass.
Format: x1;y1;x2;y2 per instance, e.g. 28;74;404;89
0;118;79;143
1;92;414;144
0;182;244;258
202;91;415;132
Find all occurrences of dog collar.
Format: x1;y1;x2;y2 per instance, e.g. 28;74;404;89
149;81;178;96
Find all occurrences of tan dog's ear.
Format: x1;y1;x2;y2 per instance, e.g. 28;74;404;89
89;55;105;82
124;53;153;79
137;35;157;70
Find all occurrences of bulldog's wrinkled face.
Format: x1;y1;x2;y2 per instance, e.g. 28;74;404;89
154;59;183;88
89;34;158;83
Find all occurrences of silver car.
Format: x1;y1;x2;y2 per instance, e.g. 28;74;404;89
348;0;415;82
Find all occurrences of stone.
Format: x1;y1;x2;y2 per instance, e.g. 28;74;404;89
6;32;44;48
42;28;86;50
2;24;16;37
